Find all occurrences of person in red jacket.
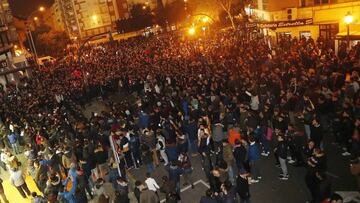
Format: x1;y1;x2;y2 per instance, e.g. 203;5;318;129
228;125;241;145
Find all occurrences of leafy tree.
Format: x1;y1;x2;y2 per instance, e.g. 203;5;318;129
25;25;70;57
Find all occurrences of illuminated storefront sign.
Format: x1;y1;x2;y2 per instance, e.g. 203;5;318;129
246;19;313;29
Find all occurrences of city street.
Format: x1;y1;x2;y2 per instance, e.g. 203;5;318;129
85;97;359;203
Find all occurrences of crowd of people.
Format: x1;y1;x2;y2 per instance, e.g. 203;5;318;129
0;26;359;203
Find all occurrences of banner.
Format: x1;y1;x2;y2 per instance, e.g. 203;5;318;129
247;19;313;29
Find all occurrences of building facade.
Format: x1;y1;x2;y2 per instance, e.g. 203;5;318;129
250;0;360;51
0;0;22;86
53;0;129;39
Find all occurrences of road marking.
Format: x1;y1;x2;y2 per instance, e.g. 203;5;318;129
160;179;210;203
335;191;360;203
326;171;340;179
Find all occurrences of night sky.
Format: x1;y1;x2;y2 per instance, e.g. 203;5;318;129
9;0;54;17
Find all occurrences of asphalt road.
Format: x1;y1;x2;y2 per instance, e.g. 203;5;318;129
84;96;359;203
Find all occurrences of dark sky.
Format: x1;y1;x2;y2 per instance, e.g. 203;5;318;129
9;0;54;17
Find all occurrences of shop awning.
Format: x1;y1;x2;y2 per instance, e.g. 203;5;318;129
336;31;360;40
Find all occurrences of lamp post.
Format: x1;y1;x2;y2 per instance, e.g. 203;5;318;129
344;12;353;50
26;6;45;65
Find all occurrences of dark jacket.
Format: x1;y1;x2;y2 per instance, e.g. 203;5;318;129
248;143;260;162
160;179;176;195
200;196;218;203
168;165;184;183
276;140;287;159
233;145;247;167
236;175;250;199
0;178;4;193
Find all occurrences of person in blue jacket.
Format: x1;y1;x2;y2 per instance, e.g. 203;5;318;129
138;110;149;129
58;176;77;203
167;161;184;194
248;135;261;183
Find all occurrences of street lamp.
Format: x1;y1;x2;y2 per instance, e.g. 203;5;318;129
202;17;209;23
33;16;38;21
39;6;45;12
344;12;353;50
188;27;195;35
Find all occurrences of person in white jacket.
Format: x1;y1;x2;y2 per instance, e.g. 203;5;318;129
145;172;160;198
10;168;31;198
156;134;168;166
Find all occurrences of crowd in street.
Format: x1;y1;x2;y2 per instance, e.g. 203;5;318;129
0;27;359;203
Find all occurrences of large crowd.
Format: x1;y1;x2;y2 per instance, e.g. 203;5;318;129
0;27;359;203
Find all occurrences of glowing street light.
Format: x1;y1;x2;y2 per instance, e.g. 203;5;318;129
92;15;98;21
202;17;209;23
188;27;195;35
39;6;45;12
142;5;147;10
344;12;353;25
344;12;354;50
33;16;38;21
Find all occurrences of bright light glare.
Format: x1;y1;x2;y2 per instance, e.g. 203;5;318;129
188;27;195;35
34;17;38;21
39;6;45;12
92;15;98;21
202;17;209;23
344;13;353;24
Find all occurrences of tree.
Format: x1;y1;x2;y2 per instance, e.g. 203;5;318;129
165;0;193;26
216;0;236;29
236;0;253;22
24;25;70;57
156;0;167;27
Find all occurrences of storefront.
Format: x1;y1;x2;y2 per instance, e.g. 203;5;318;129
247;18;317;43
335;31;360;55
249;1;360;50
